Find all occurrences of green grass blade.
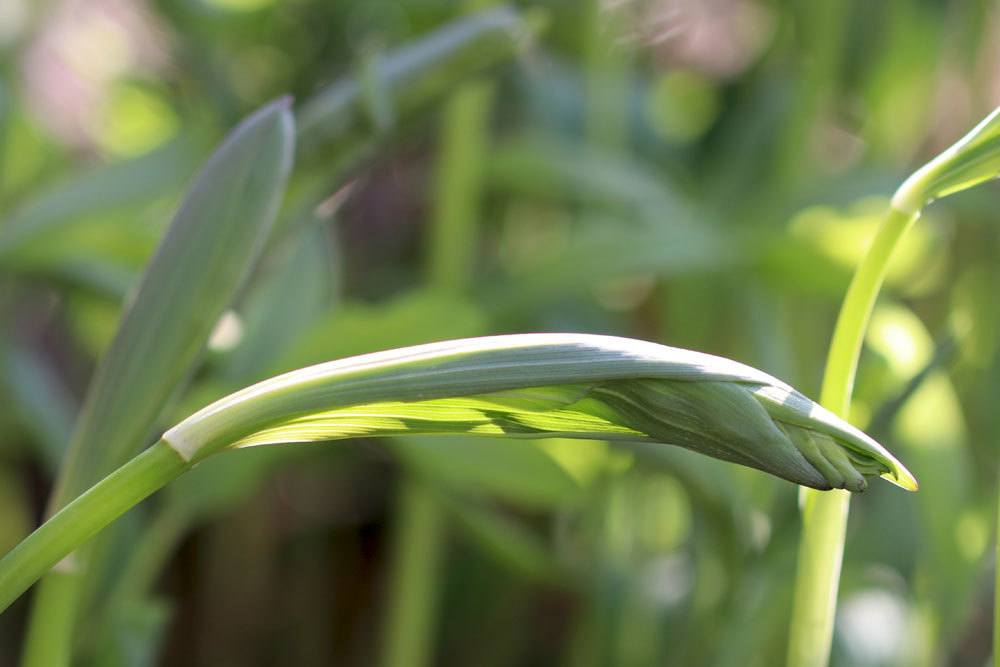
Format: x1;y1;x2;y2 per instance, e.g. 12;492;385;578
381;479;446;667
441;493;563;581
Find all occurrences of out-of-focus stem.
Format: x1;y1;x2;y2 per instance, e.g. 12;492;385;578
381;481;447;667
426;81;493;290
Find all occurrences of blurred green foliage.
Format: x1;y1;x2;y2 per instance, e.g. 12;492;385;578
1;0;999;666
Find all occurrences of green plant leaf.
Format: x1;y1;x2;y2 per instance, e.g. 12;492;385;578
163;334;916;492
486;134;688;220
484;220;730;313
49;97;296;510
15;97;297;667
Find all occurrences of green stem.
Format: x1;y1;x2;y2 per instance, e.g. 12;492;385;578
62;504;189;662
1;442;186;622
787;206;919;667
18;569;78;667
381;480;447;667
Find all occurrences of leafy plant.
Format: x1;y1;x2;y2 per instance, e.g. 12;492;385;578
4;3;1000;666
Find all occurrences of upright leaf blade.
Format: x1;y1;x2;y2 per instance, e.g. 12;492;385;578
50;97;295;509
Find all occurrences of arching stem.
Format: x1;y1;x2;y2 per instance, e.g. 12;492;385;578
787;207;919;666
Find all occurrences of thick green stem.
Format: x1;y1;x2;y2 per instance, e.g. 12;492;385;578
787;207;919;667
0;442;186;623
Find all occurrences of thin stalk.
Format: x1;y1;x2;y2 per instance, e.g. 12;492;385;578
580;4;636;664
582;0;629;152
787;207;919;667
426;80;492;290
773;0;850;192
382;480;447;667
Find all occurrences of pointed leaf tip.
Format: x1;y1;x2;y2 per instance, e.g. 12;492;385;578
881;465;919;492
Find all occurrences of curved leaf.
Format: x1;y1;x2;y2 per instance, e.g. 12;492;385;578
163;334;916;492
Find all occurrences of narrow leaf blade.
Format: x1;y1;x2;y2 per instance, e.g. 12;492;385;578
52;98;296;508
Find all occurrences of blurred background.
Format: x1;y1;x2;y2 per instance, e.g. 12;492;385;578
1;0;1000;665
